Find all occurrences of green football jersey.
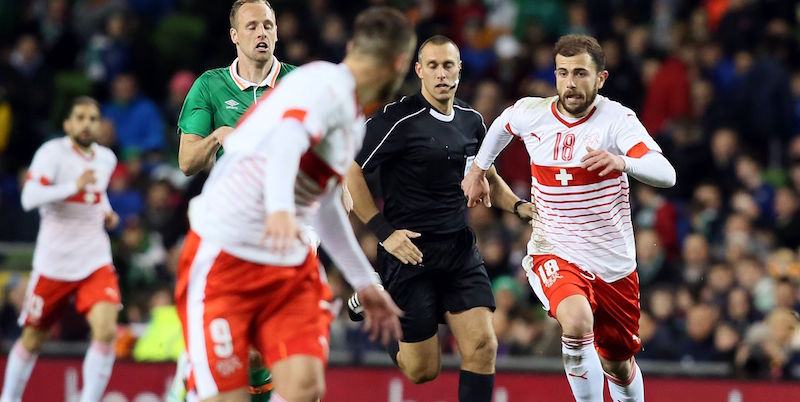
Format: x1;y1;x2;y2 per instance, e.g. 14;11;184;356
177;57;296;157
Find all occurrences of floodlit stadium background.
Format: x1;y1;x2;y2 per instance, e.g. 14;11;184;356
0;0;799;401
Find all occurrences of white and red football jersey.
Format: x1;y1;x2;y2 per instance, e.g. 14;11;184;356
477;95;661;282
188;62;365;267
23;137;117;281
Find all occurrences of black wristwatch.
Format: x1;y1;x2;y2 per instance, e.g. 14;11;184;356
513;200;529;218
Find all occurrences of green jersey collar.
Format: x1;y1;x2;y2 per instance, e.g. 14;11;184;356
228;57;282;91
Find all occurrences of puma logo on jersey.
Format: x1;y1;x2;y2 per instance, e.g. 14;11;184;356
225;99;239;110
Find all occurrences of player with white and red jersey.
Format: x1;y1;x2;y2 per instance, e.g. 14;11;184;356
1;97;121;402
175;7;416;402
463;35;675;402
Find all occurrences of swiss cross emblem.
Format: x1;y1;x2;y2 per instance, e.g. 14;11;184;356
555;169;573;186
84;192;97;203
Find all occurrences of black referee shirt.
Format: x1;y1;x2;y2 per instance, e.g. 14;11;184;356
355;92;486;235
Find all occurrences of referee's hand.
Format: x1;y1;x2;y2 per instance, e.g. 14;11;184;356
462;167;491;208
359;284;403;346
383;230;423;265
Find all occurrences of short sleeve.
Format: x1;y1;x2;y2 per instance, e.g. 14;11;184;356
614;111;662;157
355;114;406;173
26;144;57;184
177;75;213;137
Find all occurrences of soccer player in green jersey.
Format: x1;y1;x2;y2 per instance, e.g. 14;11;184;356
176;0;296;176
170;1;291;400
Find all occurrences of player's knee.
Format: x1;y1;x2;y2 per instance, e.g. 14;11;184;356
248;349;264;369
280;375;325;402
403;362;440;384
461;333;497;368
91;321;117;343
20;328;46;353
556;302;593;337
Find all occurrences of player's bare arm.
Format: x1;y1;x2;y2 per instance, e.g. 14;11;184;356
346;161;423;265
177;126;234;175
358;284;403;345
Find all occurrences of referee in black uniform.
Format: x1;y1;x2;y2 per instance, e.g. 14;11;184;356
346;36;535;402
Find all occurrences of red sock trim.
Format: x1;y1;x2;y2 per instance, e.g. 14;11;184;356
605;359;638;386
561;333;595;349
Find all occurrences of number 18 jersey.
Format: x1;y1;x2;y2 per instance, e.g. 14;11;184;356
483;95;661;282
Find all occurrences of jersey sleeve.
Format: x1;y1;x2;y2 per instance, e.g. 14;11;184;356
355;113;406;173
474;106;515;170
21;144;79;211
177;75;213;137
26;144;58;184
614;110;662;157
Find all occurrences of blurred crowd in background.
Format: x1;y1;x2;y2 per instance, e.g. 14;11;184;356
0;0;799;380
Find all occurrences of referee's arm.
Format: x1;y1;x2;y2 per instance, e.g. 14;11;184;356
346;162;423;265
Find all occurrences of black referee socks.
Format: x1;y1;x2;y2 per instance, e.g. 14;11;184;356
458;370;494;402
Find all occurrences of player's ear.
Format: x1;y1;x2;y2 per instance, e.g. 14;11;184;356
414;61;423;79
597;70;609;89
230;27;238;45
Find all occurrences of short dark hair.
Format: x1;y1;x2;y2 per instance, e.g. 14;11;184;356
351;7;416;63
553;34;605;72
67;96;100;117
417;35;459;61
230;0;274;29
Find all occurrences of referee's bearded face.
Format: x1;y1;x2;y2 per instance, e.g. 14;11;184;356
416;43;462;103
554;52;608;117
230;3;277;64
64;104;101;149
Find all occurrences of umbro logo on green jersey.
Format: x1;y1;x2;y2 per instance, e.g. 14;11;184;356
225;99;239;110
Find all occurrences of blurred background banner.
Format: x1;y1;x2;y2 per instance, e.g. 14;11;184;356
1;0;800;397
2;358;799;402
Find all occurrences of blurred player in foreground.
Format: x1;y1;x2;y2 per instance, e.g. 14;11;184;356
1;97;121;402
171;1;296;400
463;34;676;402
175;6;416;402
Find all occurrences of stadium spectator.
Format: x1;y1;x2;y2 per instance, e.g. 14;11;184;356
102;73;165;155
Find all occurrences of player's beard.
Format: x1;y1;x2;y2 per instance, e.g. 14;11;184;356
559;85;598;116
71;131;95;149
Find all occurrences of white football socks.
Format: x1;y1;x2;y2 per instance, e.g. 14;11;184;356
606;360;644;402
80;340;115;402
0;341;38;402
561;333;605;402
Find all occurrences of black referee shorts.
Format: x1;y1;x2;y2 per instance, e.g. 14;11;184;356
375;227;496;343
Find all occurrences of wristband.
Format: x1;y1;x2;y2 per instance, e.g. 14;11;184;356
513;200;528;218
366;213;395;242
